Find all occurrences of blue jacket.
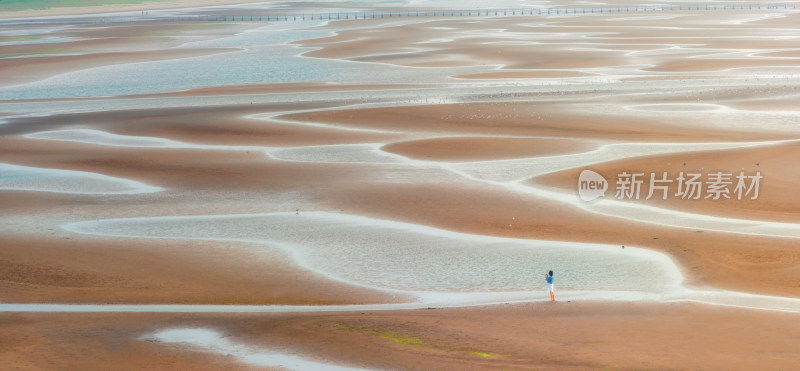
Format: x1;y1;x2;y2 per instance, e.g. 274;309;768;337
546;276;553;284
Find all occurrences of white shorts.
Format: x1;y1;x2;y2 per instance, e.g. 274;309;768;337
548;283;554;292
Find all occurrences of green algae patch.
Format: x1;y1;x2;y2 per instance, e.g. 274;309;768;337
336;325;424;347
336;324;500;359
468;350;500;359
11;36;42;41
380;331;424;346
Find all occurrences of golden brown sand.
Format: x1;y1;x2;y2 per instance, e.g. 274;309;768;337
0;233;393;305
0;103;399;146
3;302;800;370
286;102;782;141
453;71;594;79
382;137;596;162
3;8;800;370
3;120;799;298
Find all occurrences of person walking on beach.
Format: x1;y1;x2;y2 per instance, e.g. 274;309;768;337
546;270;555;302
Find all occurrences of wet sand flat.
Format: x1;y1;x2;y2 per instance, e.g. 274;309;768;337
381;136;596;162
3;3;800;369
320;181;800;298
298;11;800;72
0;48;237;87
0;234;392;305
0;103;399;146
286;102;782;141
0;23;253;87
453;71;595;79
3;302;800;370
0;0;260;19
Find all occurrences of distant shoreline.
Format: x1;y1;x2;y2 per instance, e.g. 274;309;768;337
0;0;262;20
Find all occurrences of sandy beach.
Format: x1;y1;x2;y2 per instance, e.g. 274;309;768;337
3;302;800;370
2;1;800;369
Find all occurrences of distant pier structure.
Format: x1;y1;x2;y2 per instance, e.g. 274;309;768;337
2;3;797;26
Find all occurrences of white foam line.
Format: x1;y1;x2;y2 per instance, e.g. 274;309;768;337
675;289;800;314
532;184;800;239
0;163;163;195
247;110;399;134
721;12;787;25
25;129;199;148
145;328;369;371
268;143;410;164
747;49;800;60
0;111;59;125
608;14;687;21
0;293;620;313
448;140;779;174
624;103;728;112
684;49;800;61
3;288;800;313
23;128;278;158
